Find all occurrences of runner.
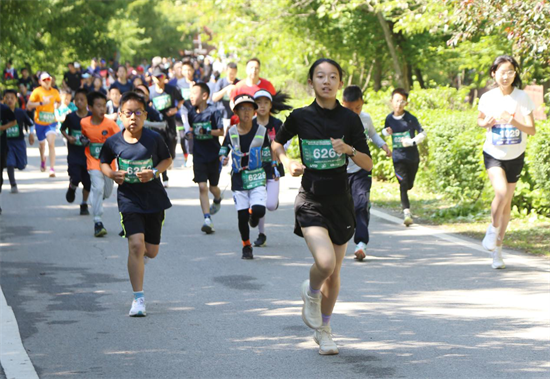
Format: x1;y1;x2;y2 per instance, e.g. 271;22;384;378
230;58;275;99
106;86;122;125
382;88;426;226
55;90;77;132
189;83;225;234
342;85;392;261
110;65;134;95
478;55;536;269
81;91;119;237
252;89;292;247
212;62;238;128
0;104;17;215
60;88;92;215
26;72;62;177
219;94;271;259
271;58;372;355
100;91;172;317
2;89;35;193
149;67;183;186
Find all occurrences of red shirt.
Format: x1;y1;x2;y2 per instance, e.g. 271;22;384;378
230;78;276;100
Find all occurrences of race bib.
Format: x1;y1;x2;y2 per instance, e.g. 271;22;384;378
392;131;409;149
152;94;171;111
193;121;213;140
6;124;19;138
261;147;272;162
242;168;266;190
70;129;83;146
492;124;522;146
181;88;190;101
301;139;345;170
89;143;103;159
118;157;153;184
38;111;55;124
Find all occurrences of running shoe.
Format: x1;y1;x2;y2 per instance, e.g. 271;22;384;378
210;200;221;215
129;297;146;317
482;224;499;251
253;233;267;247
80;204;89;216
354;242;367;261
94;222;107;237
491;248;505;269
201;218;215;234
242;245;254;259
144;256;150;265
10;185;18;194
249;209;259;228
403;210;413;226
49;168;56;178
163;179;169;188
313;325;339;355
40;160;46;172
301;280;322;329
66;186;76;203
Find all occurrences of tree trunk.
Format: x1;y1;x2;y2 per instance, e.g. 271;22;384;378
415;68;425;88
362;59;375;92
376;12;407;90
373;61;382;92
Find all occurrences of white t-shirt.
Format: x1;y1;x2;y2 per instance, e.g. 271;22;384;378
347;111;386;174
478;87;534;160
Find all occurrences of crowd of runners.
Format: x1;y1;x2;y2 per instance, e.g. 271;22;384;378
0;54;536;355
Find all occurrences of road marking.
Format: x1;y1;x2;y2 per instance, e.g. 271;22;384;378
0;287;39;379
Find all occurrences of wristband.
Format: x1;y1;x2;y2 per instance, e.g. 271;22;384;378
152;168;160;178
348;147;357;157
39;102;43;106
30;126;36;134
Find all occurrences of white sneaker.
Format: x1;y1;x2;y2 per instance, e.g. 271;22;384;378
482;224;499;251
201;217;215;234
301;280;322;329
354;242;367;261
163;179;169;188
491;248;505;269
313;325;339;355
129;297;146;317
143;256;150;265
403;209;413;226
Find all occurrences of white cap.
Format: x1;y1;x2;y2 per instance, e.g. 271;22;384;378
254;89;272;101
74;62;81;68
39;72;51;81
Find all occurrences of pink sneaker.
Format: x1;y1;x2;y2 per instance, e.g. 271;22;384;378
40;160;46;172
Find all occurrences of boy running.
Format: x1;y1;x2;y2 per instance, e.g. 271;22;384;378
342;85;392;260
60;88;92;215
27;72;61;177
2;90;35;193
383;88;426;226
189;83;225;233
81;91;119;236
100;91;172;317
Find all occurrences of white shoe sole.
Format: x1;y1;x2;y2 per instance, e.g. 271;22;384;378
301;281;322;329
482;237;496;252
313;334;339;355
403;217;413;226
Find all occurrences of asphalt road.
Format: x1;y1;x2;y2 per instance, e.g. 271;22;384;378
1;140;549;379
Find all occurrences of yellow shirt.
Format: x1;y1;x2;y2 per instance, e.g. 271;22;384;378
29;87;61;125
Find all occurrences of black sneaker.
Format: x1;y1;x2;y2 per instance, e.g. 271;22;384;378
94;222;107;237
253;233;267;247
80;204;89;215
66;186;76;203
242;245;254;259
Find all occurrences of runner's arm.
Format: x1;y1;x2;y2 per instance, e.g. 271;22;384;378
0;120;16;131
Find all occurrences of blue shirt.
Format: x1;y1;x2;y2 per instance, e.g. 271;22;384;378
188;104;223;164
383;111;424;163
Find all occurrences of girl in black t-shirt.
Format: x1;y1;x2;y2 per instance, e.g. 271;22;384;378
272;59;372;355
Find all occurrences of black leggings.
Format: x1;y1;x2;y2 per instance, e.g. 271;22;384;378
237;205;266;242
394;161;419;210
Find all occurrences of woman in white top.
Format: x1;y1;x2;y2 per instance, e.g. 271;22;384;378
477;55;536;269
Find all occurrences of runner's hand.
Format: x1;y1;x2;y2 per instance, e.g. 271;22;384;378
220;155;229;166
166;107;177;117
289;161;304;176
67;136;77;145
401;137;414;147
113;170;126;185
499;111;513;123
330;137;352;155
385;127;393;135
383;144;392;158
482;116;496;129
137;169;154;182
28;134;35;145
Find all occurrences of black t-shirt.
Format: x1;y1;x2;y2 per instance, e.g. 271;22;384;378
258;116;285;179
18;77;34;92
110;80;133;95
100;128;172;214
275;100;370;196
1;104;16;157
222;123;271;191
149;84;183;132
384;111;424;163
189;104;223;163
63;71;82;92
213;77;238;118
61;111;91;166
6;108;33;141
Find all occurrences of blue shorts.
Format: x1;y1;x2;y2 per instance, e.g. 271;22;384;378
36;123;57;142
6;139;28;169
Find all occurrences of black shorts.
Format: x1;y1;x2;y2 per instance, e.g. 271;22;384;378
68;163;91;191
483;152;524;183
193;159;221;186
294;188;355;246
120;210;166;245
394;160;419;190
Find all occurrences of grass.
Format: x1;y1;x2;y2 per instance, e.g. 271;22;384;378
370;179;550;256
